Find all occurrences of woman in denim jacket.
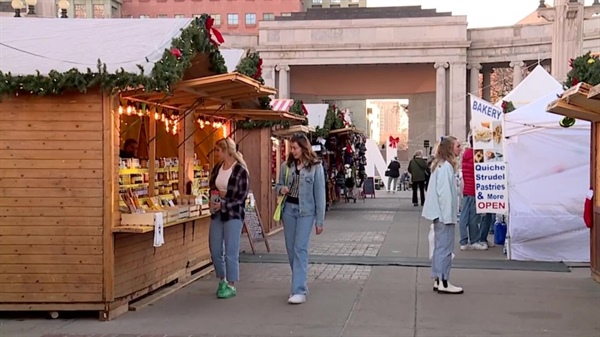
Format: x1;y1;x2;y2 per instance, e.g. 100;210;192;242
276;134;326;304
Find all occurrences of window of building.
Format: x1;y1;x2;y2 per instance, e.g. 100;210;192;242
245;13;256;25
212;14;221;25
281;12;291;17
331;0;341;3
93;4;104;18
174;14;185;18
74;4;86;18
157;14;168;18
263;13;274;21
312;0;322;4
227;13;238;25
139;14;150;18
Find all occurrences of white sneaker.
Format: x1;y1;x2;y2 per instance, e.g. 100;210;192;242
472;242;488;251
460;244;473;251
437;282;464;294
487;240;496;248
288;294;306;304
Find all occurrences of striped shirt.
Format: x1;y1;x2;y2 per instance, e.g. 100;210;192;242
289;168;301;198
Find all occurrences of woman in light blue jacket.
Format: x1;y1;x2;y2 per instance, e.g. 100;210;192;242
276;134;326;305
422;136;463;294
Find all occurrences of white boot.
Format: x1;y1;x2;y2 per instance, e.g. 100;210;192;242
437;281;463;294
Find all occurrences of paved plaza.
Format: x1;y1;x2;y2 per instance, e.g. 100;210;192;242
1;191;599;337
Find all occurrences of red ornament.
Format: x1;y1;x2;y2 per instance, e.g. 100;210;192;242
170;48;182;59
584;188;593;229
254;58;263;79
569;58;574;68
572;77;579;86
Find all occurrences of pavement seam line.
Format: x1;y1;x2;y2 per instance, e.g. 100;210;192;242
413;267;419;337
338;282;366;337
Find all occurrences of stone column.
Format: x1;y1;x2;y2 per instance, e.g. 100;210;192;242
482;68;492;102
510;61;525;88
276;65;290;99
468;63;482;95
434;62;448;140
262;65;275;89
449;62;468;139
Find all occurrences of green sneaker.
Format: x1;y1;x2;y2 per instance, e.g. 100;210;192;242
216;280;227;296
217;284;237;299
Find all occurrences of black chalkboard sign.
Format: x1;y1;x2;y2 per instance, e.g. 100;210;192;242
243;205;270;254
363;177;376;198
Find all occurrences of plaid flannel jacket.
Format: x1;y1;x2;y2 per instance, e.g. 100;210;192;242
209;162;250;222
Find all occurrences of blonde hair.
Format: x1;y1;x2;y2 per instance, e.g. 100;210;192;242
414;150;423;157
216;137;248;171
430;136;459;173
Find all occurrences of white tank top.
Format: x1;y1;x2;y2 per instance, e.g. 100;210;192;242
215;164;233;193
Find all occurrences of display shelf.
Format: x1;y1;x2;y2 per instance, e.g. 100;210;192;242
120;168;149;175
119;183;148;189
112;214;211;233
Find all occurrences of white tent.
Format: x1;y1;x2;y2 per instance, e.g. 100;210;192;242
495;65;563;109
0;17;245;75
504;70;591;262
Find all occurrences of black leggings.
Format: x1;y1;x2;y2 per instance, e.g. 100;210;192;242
412;181;426;205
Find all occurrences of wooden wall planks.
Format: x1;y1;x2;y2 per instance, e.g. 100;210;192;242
0;92;105;303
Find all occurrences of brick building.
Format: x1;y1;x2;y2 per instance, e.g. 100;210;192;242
121;0;304;34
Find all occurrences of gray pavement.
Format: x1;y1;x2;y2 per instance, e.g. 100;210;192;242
2;190;599;337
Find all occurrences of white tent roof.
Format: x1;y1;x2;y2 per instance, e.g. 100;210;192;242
495;65;563;109
0;17;244;75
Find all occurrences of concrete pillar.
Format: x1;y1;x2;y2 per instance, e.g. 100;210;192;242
449;62;467;139
510;61;525;88
263;65;275;89
275;65;290;99
434;62;448;140
482;68;492;102
468;63;482;95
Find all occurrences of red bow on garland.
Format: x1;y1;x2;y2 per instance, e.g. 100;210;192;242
389;136;400;148
254;58;263;79
301;100;308;116
205;16;225;47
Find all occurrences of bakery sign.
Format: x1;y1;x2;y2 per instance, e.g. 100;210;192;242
469;95;508;214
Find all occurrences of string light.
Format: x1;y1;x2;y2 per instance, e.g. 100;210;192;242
126;106;133;115
118;105;124;115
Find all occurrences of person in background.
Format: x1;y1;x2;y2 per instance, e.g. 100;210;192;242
120;138;138;158
208;137;250;299
408;150;428;206
459;136;488;251
400;170;410;191
276;134;326;305
422;136;464;294
386;157;401;193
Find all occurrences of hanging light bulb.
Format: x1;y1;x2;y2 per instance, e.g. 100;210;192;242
137;109;143;117
161;114;166;122
154;111;159;120
126;106;133;115
118;105;124;115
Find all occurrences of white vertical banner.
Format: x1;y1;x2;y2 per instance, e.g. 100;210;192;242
469;95;508;214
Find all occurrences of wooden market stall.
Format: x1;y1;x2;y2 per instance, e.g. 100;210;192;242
0;16;301;320
547;82;600;284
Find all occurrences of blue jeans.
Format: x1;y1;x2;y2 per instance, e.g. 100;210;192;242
459;196;481;245
479;213;494;243
431;220;455;280
209;218;243;282
282;202;314;296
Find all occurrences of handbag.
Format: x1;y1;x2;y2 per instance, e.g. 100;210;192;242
273;165;290;222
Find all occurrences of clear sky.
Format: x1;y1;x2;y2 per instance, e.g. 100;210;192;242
367;0;598;28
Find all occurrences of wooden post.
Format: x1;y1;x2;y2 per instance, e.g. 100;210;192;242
179;110;195;196
102;93;117;302
148;113;157;197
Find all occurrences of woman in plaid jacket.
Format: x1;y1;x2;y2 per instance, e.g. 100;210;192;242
208;137;250;299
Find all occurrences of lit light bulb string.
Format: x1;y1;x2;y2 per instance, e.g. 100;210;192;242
117;98;228;139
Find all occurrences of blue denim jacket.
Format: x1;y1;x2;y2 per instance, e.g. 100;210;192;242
275;161;326;227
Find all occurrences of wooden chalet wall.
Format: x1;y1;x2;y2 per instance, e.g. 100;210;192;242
0;92;106;306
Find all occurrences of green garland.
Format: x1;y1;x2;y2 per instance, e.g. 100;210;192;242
564;51;600;89
560;52;600;127
501;100;515;113
235;52;306;130
0;14;227;99
314;103;344;138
